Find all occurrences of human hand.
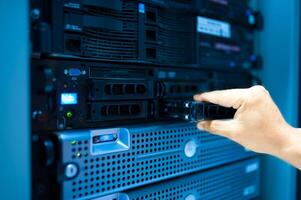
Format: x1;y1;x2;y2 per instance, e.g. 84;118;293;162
194;85;294;157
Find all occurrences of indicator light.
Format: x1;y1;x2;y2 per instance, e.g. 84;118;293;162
71;140;77;145
76;152;81;157
138;3;145;13
66;111;73;118
61;93;78;105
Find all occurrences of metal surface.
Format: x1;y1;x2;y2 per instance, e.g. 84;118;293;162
54;122;256;199
0;0;30;200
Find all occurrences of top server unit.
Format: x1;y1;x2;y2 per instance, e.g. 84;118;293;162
31;0;196;65
31;0;139;60
31;0;261;68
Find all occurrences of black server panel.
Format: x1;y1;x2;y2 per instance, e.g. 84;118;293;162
31;59;255;131
31;0;262;69
196;16;260;69
31;0;196;65
31;0;139;60
138;0;195;64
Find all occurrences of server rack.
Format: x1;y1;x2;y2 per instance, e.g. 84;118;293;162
30;1;263;199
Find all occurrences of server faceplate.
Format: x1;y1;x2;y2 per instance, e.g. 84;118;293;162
31;59;255;132
96;158;260;200
37;122;255;199
30;0;262;69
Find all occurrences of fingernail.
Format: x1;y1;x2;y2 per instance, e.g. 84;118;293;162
197;122;204;130
193;94;201;100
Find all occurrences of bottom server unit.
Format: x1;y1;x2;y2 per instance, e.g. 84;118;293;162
95;158;260;200
34;122;255;200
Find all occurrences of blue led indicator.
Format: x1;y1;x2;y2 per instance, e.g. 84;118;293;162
61;93;78;105
229;62;237;68
139;3;145;13
158;71;166;79
168;71;176;78
250;54;257;62
248;14;256;25
246;10;255;25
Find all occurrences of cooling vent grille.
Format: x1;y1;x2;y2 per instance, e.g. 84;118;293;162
128;164;257;200
82;1;138;60
155;10;194;64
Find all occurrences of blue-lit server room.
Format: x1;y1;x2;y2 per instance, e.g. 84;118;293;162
1;0;301;199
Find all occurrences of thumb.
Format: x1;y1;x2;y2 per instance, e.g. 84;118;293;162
197;120;239;139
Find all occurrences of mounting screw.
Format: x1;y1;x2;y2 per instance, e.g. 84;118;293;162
32;110;41;119
185;194;196;200
31;9;40;20
58;123;65;130
65;164;78;178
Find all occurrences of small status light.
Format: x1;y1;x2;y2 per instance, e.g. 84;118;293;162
76;152;81;157
66;111;73;118
138;3;145;13
71;140;77;145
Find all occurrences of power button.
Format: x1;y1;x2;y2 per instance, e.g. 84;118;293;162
184;140;197;158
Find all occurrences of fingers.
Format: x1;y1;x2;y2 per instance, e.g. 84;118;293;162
197;120;239;139
194;88;249;109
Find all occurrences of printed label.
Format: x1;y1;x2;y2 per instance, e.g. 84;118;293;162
197;16;231;38
65;24;82;32
64;2;80;9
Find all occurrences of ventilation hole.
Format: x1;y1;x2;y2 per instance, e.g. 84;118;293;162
65;39;81;52
146;11;156;23
146;48;156;59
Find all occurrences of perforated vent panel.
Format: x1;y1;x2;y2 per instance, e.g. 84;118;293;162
122;158;259;200
81;1;138;60
56;122;255;200
156;11;194;64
